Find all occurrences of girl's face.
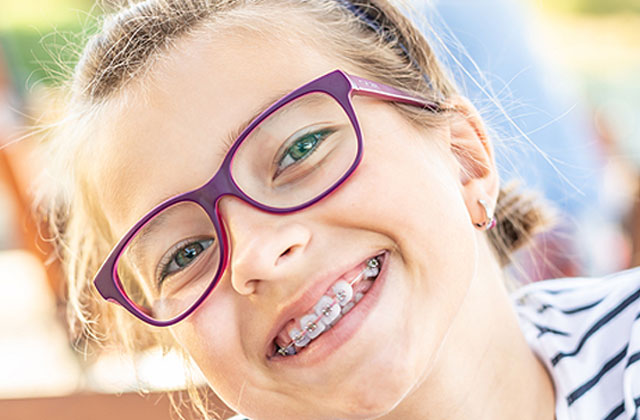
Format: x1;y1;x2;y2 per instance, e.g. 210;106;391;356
93;22;495;420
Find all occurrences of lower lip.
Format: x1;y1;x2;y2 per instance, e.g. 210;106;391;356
266;252;390;368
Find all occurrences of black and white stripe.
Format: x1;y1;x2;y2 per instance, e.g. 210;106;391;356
513;266;640;419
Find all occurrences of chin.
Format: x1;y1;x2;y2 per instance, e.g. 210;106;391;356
326;356;419;420
341;391;406;420
241;363;415;420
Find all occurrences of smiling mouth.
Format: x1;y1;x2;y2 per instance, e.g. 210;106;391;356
269;252;386;359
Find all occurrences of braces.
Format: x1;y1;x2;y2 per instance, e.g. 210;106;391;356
276;257;380;356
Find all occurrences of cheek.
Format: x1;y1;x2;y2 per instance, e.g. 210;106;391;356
324;108;478;300
169;292;253;406
336;117;472;254
171;300;311;418
324;118;479;374
364;128;477;300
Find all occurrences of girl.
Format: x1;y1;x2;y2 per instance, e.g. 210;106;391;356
43;0;640;419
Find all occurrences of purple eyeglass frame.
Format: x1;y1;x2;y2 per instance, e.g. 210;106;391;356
93;69;441;327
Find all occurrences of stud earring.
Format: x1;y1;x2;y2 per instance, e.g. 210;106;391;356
475;199;497;230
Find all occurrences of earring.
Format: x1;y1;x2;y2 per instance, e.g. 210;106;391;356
475;199;497;231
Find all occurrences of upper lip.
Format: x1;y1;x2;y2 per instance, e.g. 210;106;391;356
263;251;383;359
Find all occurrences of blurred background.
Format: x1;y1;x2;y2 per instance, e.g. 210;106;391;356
0;0;638;418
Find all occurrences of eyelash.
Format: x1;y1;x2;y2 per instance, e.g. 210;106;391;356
216;131;239;165
274;128;335;177
156;237;214;286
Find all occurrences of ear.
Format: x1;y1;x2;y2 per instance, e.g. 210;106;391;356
444;95;500;227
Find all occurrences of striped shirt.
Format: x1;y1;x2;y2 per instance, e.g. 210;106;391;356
228;267;640;420
512;267;640;420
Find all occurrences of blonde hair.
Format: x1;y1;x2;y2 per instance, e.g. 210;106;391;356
41;0;554;417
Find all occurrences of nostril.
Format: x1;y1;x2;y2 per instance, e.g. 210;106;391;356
279;246;294;258
274;247;293;267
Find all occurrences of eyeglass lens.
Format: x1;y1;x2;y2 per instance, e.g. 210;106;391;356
115;92;358;321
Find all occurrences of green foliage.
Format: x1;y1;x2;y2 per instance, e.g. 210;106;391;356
0;0;100;92
542;0;640;14
0;23;100;93
577;0;640;13
0;0;97;31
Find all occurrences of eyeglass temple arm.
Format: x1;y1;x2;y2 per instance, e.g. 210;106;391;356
348;74;442;112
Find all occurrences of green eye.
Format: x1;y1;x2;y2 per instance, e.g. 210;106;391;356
290;135;319;160
277;129;334;173
159;238;214;284
175;243;204;267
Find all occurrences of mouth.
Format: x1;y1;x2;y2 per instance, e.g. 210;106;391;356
266;251;387;360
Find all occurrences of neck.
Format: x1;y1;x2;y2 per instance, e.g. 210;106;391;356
382;236;556;420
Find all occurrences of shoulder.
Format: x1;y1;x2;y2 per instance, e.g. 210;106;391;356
511;267;640;420
512;265;640;304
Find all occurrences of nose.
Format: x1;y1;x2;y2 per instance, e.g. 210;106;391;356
218;196;312;296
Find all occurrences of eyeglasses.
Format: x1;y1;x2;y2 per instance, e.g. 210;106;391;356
93;69;441;326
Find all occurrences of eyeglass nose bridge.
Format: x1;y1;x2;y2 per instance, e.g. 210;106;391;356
189;162;268;251
199;153;324;218
191;161;247;208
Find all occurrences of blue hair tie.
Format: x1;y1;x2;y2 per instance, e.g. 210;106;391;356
334;0;433;89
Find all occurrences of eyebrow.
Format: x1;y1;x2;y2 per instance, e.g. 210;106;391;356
217;89;292;161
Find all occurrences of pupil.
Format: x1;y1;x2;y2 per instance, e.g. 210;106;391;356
291;135;317;160
176;243;203;267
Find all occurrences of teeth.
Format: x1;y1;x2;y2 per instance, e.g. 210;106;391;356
357;279;374;294
275;254;385;357
364;257;380;278
289;327;311;347
314;296;341;325
332;280;354;307
364;266;379;278
300;314;326;339
341;301;355;315
278;345;297;356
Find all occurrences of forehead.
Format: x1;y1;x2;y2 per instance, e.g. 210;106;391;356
93;21;350;236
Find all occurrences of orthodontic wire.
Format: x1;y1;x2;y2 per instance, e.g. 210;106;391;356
334;0;434;90
277;266;365;355
277;259;379;356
